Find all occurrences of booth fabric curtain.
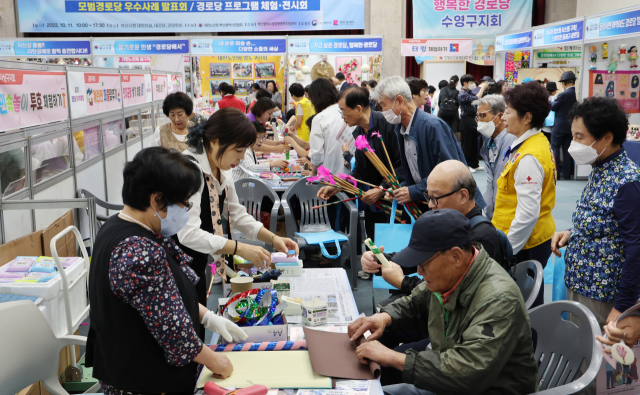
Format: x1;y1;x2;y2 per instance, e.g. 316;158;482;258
405;0;420;79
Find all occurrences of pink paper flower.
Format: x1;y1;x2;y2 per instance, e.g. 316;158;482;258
337;173;357;187
355;135;375;152
371;132;381;138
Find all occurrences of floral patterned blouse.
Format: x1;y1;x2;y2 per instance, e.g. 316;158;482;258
565;148;640;311
100;232;203;395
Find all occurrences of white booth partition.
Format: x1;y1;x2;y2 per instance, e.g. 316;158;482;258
125;108;144;160
494;29;533;87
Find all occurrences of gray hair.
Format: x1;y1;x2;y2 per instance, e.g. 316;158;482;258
471;94;505;115
370;76;413;103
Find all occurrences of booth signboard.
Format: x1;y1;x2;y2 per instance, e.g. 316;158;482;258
199;55;285;98
16;0;365;33
192;38;286;55
533;21;584;47
68;72;122;118
534;46;582;68
92;40;189;55
0;40;90;57
152;73;168;101
401;39;472;57
122;73;152;107
288;37;383;54
0;69;68;132
413;0;533;40
496;31;532;51
585;8;640;40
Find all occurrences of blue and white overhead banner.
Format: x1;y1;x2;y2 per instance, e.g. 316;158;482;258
585;8;640;40
92;39;190;55
533;20;583;47
288;37;383;53
16;0;364;33
495;30;532;51
191;38;286;54
0;40;91;56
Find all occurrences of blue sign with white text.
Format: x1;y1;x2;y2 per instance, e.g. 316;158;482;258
192;38;286;54
533;20;583;46
0;40;90;56
92;39;189;55
585;9;640;40
496;31;532;51
288;38;383;53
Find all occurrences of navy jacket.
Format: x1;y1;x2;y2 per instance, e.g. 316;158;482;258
339;82;352;92
551;86;577;136
395;109;487;208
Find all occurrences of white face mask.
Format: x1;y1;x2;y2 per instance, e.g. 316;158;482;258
382;97;402;124
468;83;477;90
155;203;190;237
568;139;605;165
477;117;497;138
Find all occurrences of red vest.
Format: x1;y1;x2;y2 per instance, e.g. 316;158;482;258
218;95;245;113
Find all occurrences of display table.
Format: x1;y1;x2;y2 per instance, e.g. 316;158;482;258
204;268;384;394
624;140;640;167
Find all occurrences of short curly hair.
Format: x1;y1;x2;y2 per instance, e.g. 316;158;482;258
162;92;193;116
569;97;628;145
502;82;550;129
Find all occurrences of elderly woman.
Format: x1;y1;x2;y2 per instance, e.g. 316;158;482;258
152;92;193;151
266;80;282;110
87;147;247;394
493;82;556;307
177;108;298;304
473;94;516;220
552;97;640;327
216;82;246;113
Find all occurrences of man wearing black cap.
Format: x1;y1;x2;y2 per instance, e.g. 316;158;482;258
542;81;560;142
551;71;578;180
348;209;537;395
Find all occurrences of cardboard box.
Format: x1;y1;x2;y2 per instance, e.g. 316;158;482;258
0;231;44;267
221;261;276;298
42;211;75;257
276;260;303;277
16;383;40;395
220;314;289;344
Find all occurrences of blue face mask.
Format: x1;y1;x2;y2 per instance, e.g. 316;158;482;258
155;203;190;237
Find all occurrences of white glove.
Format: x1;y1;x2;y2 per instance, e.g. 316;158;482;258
201;310;248;343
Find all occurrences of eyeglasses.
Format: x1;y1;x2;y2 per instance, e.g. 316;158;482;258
475;110;492;122
419;251;443;271
339;108;354;118
422;188;462;207
182;201;194;212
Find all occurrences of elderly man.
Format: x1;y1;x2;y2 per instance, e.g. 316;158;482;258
474;94;516;220
349;209;537;395
370;76;486;208
362;160;505;303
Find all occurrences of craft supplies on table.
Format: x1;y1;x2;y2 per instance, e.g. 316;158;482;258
197;350;332;389
302;299;328;326
271;279;290;299
210;340;306;352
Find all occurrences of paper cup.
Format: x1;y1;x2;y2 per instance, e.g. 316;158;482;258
230;277;253;295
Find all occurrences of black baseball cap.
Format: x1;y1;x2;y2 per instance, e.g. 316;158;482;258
393;209;472;267
559;71;576;82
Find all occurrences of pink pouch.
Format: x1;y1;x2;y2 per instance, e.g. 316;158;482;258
271;252;298;263
6;257;36;272
59;257;82;268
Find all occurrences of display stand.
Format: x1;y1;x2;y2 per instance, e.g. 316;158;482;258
581;5;640;181
190;36;287;117
0;38;91;65
494;29;533;87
